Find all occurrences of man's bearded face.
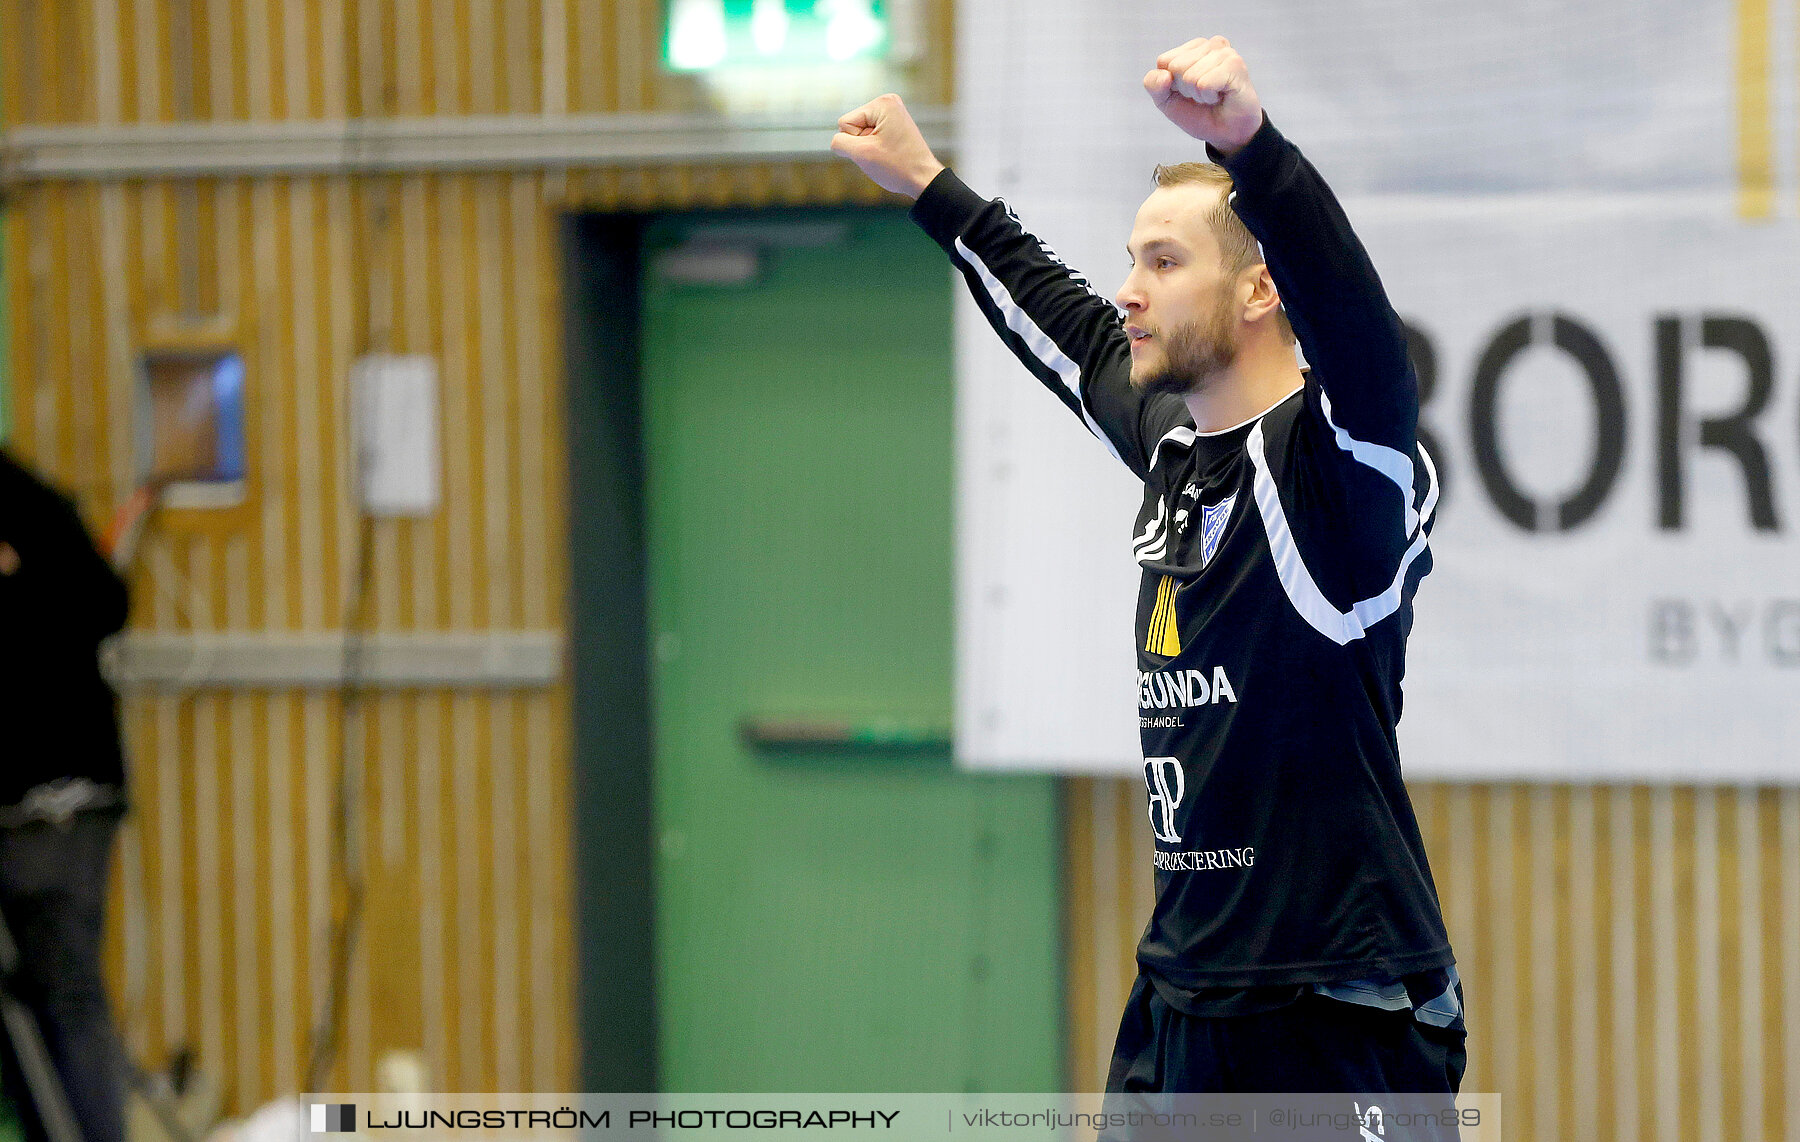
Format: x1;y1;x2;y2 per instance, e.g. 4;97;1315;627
1128;277;1242;397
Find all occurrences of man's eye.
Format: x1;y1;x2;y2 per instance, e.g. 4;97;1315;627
1157;257;1176;270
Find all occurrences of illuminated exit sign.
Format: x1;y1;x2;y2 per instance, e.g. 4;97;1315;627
664;0;889;71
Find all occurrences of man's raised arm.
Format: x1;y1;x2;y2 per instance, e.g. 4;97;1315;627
1146;39;1419;454
831;94;1175;480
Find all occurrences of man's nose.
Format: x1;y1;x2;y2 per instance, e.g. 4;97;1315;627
1114;277;1142;312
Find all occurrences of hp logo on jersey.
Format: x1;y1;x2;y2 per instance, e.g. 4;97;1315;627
1143;757;1185;843
1200;493;1236;567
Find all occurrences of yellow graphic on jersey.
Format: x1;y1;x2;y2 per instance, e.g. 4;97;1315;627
1146;575;1182;656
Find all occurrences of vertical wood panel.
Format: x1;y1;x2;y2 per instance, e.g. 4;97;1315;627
1781;788;1800;1142
418;693;450;1080
1736;788;1764;1142
1696;787;1724;1142
94;0;122;124
1653;787;1682;1142
1527;786;1556;1142
1567;786;1599;1141
192;692;226;1088
1612;786;1642;1142
1488;785;1518;1106
570;0;605;113
228;688;260;1111
154;693;187;1058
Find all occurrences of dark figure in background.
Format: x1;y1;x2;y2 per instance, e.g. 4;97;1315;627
0;447;130;1142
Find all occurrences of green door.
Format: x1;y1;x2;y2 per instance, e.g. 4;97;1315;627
640;210;1060;1092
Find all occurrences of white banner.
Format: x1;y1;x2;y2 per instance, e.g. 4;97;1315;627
952;0;1800;780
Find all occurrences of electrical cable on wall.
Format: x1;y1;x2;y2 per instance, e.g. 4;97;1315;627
304;21;396;1084
305;511;375;1094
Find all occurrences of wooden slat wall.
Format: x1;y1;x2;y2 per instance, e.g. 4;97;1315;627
1067;779;1800;1141
7;164;578;1095
2;0;952;1105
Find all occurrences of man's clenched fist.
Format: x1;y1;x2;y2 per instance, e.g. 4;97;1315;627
829;93;946;200
1144;37;1264;156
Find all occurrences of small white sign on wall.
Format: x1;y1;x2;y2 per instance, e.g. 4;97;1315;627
351;354;441;516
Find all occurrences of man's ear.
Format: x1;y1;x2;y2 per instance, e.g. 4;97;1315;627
1244;265;1281;322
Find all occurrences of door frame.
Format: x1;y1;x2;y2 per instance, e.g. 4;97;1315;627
563;211;659;1090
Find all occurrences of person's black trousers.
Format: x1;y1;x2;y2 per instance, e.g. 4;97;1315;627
1100;971;1467;1141
0;809;128;1142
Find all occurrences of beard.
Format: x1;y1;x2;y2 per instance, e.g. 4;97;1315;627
1129;286;1241;397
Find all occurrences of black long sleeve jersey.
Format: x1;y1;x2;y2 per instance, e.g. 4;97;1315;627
910;118;1455;999
0;450;131;807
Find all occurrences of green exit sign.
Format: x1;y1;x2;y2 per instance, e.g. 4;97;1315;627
664;0;889;71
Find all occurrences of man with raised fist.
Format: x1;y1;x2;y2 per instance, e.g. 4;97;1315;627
833;37;1464;1096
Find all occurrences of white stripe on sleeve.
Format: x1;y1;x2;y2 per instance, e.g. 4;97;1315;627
1248;420;1437;645
952;236;1123;463
1317;387;1421;537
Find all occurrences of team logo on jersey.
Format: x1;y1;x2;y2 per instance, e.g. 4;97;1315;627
1145;575;1182;655
1200;494;1236;568
1143;757;1185;843
1132;495;1171;565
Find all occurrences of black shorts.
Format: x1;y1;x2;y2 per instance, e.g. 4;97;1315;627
1104;970;1468;1094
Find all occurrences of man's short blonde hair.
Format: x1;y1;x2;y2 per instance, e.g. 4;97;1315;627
1152;162;1295;345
